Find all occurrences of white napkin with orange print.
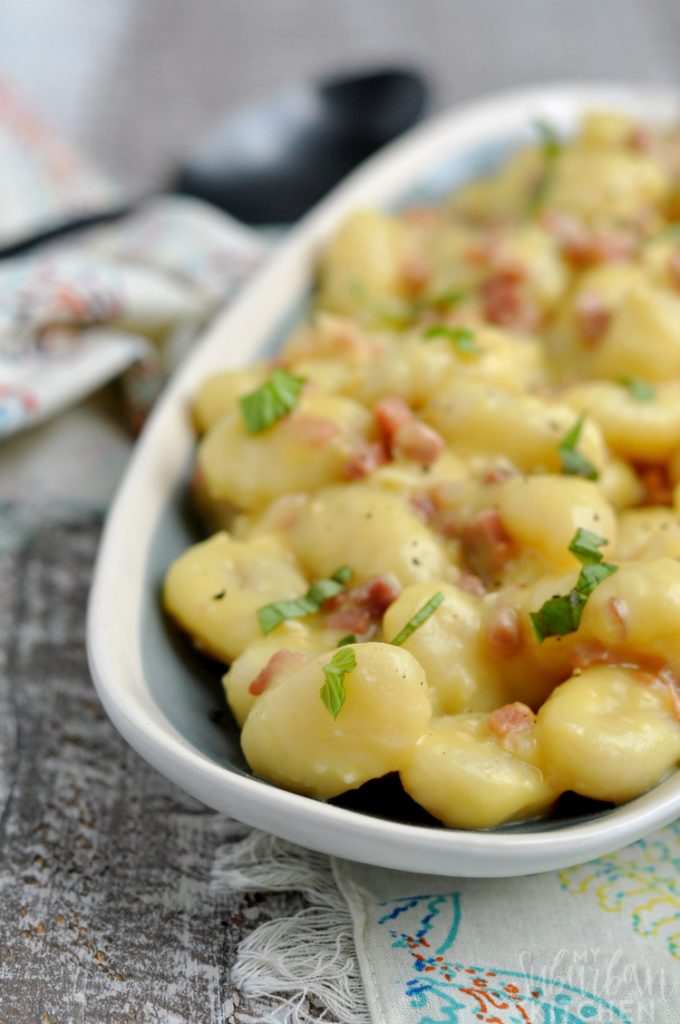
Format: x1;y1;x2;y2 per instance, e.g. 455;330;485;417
0;78;265;438
215;821;680;1024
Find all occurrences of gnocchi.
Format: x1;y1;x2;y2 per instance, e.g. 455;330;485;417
164;110;680;830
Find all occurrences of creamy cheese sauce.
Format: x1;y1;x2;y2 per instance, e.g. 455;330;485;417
164;111;680;829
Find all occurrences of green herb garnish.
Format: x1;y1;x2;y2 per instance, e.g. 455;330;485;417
530;529;617;642
239;369;306;435
424;324;482;355
349;279;466;329
337;633;358;647
390;592;444;646
528;119;562;213
320;646;357;718
558;413;599;481
568;527;607;566
257;566;353;635
618;377;656;402
648;222;680;245
424;289;465;311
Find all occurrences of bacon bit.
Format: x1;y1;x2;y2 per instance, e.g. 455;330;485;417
481;273;540;333
248;649;310;696
401;256;430;299
461;508;516;582
628;125;654;152
483;464;516;485
352;574;401;613
343;441;389;480
374;396;414;441
565;230;635;268
586;230;636;266
393;419;445;465
572;640;668;676
572;640;614;671
464;232;518;272
410;493;437;521
325;574;401;633
487;606;522;657
608;596;629;642
634;462;674;507
316;313;369;357
633;669;659;687
574;292;612;346
667;681;680;721
668;249;680;291
285;415;340;446
325;607;373;633
490;702;536;736
464;240;495;266
545;212;635;267
633;665;680;721
373;396;444;465
401;206;438;228
434;511;466;539
458;572;487;596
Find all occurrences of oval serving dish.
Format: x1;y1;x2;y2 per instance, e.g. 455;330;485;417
87;82;680;877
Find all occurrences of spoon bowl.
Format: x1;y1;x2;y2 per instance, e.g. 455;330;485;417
0;67;427;259
172;68;427;223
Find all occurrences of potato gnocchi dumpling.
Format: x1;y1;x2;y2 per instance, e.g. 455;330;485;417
400;713;556;829
164;109;680;830
223;624;344;727
241;643;432;799
278;484;456;586
163;533;309;662
382;581;509;714
197;393;373;511
536;667;680;803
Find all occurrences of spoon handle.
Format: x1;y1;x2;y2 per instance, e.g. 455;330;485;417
0;203;135;260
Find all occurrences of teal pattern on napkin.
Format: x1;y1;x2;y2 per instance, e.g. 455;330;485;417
378;892;633;1023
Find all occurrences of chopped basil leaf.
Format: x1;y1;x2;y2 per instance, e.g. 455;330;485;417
239;369;306;435
558;414;599;481
424;324;482;355
528;119;562;213
618;376;656;402
568;528;607;566
649;222;680;244
530;590;585;643
426;289;465;310
390;592;444;646
337;633;357;647
534;119;561;159
578;560;618;597
257;566;354;635
531;529;618;642
320;647;357;718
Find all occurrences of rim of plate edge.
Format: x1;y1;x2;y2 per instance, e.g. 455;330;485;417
87;80;680;876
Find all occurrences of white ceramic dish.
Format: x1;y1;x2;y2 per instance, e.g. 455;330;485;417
87;82;680;877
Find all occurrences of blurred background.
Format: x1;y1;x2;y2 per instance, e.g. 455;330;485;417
2;0;678;195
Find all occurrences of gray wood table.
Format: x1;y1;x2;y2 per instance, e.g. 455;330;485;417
0;508;314;1023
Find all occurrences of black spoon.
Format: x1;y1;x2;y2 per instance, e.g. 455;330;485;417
0;67;427;259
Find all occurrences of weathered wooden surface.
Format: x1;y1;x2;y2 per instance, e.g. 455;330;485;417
0;511;314;1024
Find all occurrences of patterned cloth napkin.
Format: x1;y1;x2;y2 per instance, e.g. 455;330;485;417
0;77;265;439
214;821;680;1024
2;78;678;1024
